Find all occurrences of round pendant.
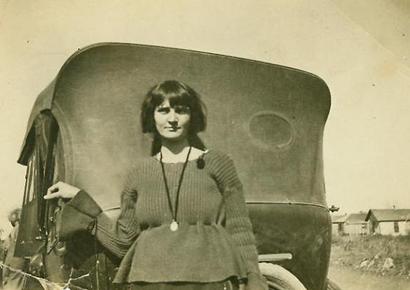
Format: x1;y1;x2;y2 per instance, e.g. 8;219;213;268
170;220;179;231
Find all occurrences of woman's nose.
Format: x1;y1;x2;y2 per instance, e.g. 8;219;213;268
167;110;178;123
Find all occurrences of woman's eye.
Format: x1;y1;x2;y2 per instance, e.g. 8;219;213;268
174;106;190;114
157;107;170;114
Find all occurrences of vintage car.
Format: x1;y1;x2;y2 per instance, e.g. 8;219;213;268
15;43;337;290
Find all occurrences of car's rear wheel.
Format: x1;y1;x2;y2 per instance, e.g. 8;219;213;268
326;278;342;290
259;263;307;290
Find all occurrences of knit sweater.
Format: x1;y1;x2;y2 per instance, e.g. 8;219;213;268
68;149;263;285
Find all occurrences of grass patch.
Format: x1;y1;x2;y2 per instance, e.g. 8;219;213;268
330;235;410;278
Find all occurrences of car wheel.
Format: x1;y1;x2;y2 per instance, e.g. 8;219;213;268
259;263;307;290
326;278;342;290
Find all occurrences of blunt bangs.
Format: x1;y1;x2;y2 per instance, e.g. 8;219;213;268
150;90;192;109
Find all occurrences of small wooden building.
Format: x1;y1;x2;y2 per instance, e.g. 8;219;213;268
366;209;410;236
344;213;369;236
331;214;347;236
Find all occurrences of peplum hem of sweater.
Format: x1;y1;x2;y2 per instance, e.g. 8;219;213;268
113;223;248;283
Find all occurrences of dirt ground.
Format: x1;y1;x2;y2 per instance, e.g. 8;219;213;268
328;265;410;290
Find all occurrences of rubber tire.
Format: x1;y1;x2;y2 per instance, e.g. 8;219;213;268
259;263;307;290
326;278;342;290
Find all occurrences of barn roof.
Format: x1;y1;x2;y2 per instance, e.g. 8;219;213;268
331;214;347;223
365;209;410;222
345;213;367;224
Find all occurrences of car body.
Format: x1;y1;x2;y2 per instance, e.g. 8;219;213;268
15;43;331;290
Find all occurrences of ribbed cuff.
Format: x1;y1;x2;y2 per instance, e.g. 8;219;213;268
57;190;102;240
67;190;103;217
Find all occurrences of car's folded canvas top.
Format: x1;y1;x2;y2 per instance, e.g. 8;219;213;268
18;43;330;208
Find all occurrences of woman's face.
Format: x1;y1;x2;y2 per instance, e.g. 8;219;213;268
154;99;191;141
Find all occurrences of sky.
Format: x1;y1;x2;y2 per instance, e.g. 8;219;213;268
0;0;409;232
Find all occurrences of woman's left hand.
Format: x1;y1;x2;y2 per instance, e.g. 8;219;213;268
44;181;81;200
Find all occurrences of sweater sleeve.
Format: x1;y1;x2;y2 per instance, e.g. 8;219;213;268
94;184;140;258
209;152;263;277
59;170;140;258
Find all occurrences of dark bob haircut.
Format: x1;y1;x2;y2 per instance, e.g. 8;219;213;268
141;80;207;154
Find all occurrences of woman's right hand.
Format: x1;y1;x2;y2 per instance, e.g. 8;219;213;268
44;181;81;200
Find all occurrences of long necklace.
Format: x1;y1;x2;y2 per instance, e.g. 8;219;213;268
159;146;192;231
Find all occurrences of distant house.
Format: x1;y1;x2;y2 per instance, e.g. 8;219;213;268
344;213;368;235
331;214;347;236
365;209;410;236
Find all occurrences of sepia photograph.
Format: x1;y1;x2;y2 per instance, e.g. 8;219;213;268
0;1;409;290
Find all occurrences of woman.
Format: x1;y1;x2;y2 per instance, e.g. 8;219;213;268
45;80;268;290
